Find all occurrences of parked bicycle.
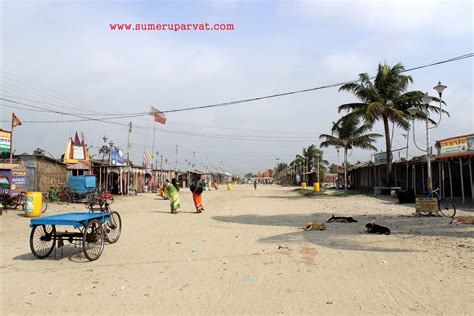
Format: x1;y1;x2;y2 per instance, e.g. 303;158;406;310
2;192;48;213
432;187;456;218
44;185;72;206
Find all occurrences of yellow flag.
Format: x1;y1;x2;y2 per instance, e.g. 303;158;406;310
12;113;22;128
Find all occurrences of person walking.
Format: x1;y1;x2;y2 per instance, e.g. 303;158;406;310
165;178;181;214
191;175;205;213
254;179;257;190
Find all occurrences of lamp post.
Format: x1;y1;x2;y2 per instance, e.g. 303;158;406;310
407;81;447;197
335;146;340;185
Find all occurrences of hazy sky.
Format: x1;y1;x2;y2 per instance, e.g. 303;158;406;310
1;0;473;174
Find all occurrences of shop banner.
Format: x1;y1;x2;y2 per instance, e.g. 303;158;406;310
110;146;126;166
374;152;387;165
437;135;474;157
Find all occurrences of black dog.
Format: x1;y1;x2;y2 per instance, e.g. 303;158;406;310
327;214;358;223
365;223;391;235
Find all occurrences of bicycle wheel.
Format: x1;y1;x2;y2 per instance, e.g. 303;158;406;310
104;211;122;243
57;192;71;205
30;225;56;259
41;199;48;213
82;220;105;261
438;198;456;218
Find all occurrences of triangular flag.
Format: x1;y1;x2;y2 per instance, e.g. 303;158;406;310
12;113;22;128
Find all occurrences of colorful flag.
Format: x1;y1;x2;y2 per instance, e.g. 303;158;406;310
12;113;22;128
149;106;166;124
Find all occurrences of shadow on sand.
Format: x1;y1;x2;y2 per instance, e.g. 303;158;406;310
13;246;93;263
212;212;473;252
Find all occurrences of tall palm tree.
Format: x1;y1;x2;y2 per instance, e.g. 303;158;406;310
320;115;381;189
337;62;446;185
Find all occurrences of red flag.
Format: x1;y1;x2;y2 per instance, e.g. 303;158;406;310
149;106;166;124
12;113;22;128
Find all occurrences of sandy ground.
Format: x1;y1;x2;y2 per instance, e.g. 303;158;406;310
1;185;473;315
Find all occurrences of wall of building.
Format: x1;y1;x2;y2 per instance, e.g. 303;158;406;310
36;158;67;192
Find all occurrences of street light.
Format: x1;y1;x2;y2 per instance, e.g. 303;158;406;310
407;82;447;197
335;145;340;188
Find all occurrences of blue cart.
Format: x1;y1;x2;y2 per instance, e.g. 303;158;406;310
29;211;122;261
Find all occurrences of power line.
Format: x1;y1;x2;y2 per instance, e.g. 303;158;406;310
0;99;316;142
2;53;472;119
160;53;474;114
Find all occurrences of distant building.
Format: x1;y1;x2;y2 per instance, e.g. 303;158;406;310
1;154;67;192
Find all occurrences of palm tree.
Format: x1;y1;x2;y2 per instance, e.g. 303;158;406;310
337;62;446;185
291;145;328;183
320;115;381;189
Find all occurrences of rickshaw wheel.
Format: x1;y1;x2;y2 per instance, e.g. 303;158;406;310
30;225;56;259
105;211;122;244
82;219;105;261
57;192;71;205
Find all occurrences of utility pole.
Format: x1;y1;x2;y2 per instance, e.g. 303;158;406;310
127;122;132;165
160;155;163;186
405;128;409;160
317;155;320;184
192;151;196;172
175;144;179;173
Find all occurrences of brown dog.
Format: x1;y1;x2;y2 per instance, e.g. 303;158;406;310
301;221;327;231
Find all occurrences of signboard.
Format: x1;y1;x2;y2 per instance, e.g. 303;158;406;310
0;169;11;194
436;135;474;158
110;146;126;166
374;152;387;165
73;145;85;160
0;169;26;195
0;130;11;155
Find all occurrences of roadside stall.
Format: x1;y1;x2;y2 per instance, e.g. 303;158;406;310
0;163;28;213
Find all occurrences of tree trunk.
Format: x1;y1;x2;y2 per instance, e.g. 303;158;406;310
344;147;348;191
382;115;393;185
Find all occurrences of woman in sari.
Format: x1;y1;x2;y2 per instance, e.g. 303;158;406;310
165;178;180;214
191;176;205;213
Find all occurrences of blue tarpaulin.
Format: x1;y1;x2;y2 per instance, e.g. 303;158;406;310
68;176;96;193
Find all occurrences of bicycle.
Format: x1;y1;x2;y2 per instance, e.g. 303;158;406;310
432;188;456;218
47;185;72;205
2;192;48;213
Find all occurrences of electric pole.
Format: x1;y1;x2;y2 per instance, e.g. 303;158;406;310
175;144;179;173
127;122;132;165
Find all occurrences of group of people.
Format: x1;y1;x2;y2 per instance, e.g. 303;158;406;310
164;175;206;214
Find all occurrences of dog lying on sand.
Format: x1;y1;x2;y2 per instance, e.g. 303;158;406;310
365;223;390;235
327;215;358;223
450;217;474;225
301;222;327;231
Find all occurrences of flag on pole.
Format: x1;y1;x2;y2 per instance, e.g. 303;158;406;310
149;106;166;124
12;113;22;128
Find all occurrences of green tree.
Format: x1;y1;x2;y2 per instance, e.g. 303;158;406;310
99;145;110;160
337;62;446;184
274;162;288;173
33;148;45;156
292;145;328;183
320;115;381;189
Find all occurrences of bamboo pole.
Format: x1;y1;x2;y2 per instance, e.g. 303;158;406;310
469;157;473;202
448;160;453;199
460;158;464;203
